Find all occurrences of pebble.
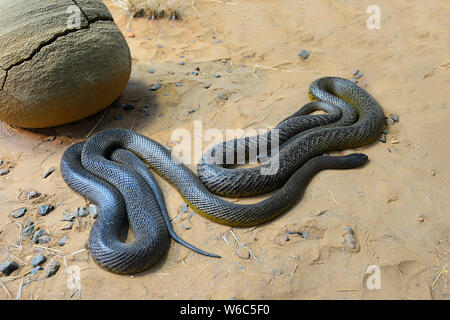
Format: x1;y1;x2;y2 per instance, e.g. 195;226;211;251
122;104;135;111
58;235;69;247
298;49;310;59
178;61;185;65
45;259;60;277
180;223;190;230
38;236;51;244
61;222;73;230
217;93;228;101
38;204;55;216
180;203;188;214
0;160;3;165
21;224;35;237
387;118;395;125
148;68;157;73
42;167;55;179
11;207;27;218
32;229;46;244
351;69;359;76
416;215;425;223
61;213;75;221
47;136;56;142
213;74;221;78
184;71;190;75
113;115;123;121
344;227;357;249
89;204;99;219
390;114;400;122
379;134;386;143
192;71;199;76
31;254;47;267
30;266;42;275
26;190;41;200
226;70;232;73
75;207;89;217
0;261;19;276
175;83;183;87
354;71;364;79
150;83;162;91
0;168;10;175
204;83;212;89
236;246;250;259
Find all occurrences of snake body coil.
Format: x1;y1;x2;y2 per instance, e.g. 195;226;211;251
60;77;386;273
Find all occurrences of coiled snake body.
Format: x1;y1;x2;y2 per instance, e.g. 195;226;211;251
60;77;385;273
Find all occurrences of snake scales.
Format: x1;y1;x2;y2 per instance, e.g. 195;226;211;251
60;77;386;273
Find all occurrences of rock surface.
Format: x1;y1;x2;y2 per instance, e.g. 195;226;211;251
0;0;131;128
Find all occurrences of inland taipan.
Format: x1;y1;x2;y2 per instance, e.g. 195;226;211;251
0;0;131;128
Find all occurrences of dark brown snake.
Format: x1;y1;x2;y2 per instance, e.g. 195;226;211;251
60;77;386;273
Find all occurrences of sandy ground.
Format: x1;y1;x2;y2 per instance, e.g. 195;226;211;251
0;0;449;300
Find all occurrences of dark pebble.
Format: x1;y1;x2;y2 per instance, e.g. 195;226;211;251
354;71;364;79
32;229;46;244
38;204;55;216
148;68;157;73
181;203;188;214
379;134;387;143
61;213;75;221
214;40;222;44
31;254;47;267
0;261;19;275
226;70;232;73
113;115;123;121
298;49;310;59
139;108;150;116
89;205;99;219
195;67;200;71
21;224;35;237
188;110;196;114
213;74;221;78
391;114;400;122
217;93;228;101
47;136;56;142
181;223;190;230
42;167;55;179
150;83;162;91
45;259;60;277
30;266;42;275
26;190;41;200
122;104;135;111
58;235;69;247
0;168;10;176
75;207;89;217
192;71;199;76
175;83;183;87
11;207;27;218
38;236;51;244
204;83;212;89
178;61;185;65
387;118;395;125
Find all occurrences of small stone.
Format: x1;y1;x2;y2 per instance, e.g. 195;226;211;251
416;215;425;223
390;114;400;122
236;246;250;259
178;61;185;65
180;203;188;214
45;259;60;277
76;207;89;217
32;229;46;244
344;231;357;249
88;204;99;219
351;69;359;76
58;235;69;247
30;266;42;275
26;190;41;200
430;169;437;176
38;204;55;216
283;234;290;242
350;78;358;84
184;71;190;75
21;224;35;237
379;134;386;143
390;139;399;145
298;49;310;59
204;83;212;89
61;213;75;221
0;261;19;276
125;31;135;38
31;254;47;267
46;136;56;142
387;118;395;125
38;236;51;244
217;93;228;100
175;83;183;87
113;115;123;120
354;71;364;79
150;83;162;91
11;207;27;218
0;168;10;176
148;68;157;73
42;167;55;179
122;104;135;111
0;160;3;165
180;223;190;230
192;71;199;76
213;74;221;78
194;67;200;71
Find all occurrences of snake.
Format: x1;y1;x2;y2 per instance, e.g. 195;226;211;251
60;77;386;274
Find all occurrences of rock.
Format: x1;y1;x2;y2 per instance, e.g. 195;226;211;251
390;114;400;122
192;71;199;76
213;74;221;78
0;168;10;175
31;254;47;267
180;223;190;230
217;93;228;101
178;61;185;65
11;207;27;218
58;235;69;246
26;190;41;199
195;67;200;71
298;49;310;59
148;68;156;73
30;266;42;275
150;83;162;91
88;204;99;219
180;203;188;214
416;215;425;223
21;224;35;237
0;0;131;128
204;83;212;89
61;213;76;221
379;134;386;143
42;167;55;178
0;160;3;165
351;69;359;76
76;207;89;217
0;261;19;275
236;246;250;259
122;103;134;111
45;259;60;277
38;236;51;244
38;204;55;216
113;115;123;120
32;229;46;244
175;83;183;87
61;222;74;230
354;71;364;79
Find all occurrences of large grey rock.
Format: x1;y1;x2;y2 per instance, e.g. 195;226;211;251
0;0;131;128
